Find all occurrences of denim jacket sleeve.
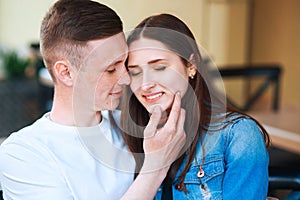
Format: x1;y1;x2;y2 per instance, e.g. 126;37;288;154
223;118;269;200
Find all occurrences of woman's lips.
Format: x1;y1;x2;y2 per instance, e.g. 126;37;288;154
143;92;164;103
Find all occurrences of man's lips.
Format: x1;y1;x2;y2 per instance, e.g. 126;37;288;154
110;91;122;98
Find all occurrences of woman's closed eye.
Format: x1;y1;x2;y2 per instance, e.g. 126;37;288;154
128;63;167;77
128;68;142;77
152;62;168;71
153;65;167;71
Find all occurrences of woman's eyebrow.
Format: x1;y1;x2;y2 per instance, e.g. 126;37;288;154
128;59;165;69
148;59;164;64
127;64;138;69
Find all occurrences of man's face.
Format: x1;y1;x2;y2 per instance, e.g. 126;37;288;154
73;33;129;115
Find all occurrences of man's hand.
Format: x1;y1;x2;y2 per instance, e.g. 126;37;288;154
142;92;186;173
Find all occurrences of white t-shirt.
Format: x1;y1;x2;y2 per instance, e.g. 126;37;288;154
0;110;135;200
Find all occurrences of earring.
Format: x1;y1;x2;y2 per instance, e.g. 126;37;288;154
188;66;196;80
189;73;195;79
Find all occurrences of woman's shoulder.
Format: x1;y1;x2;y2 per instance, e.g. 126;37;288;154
201;112;265;155
220;112;268;160
208;112;260;135
224;112;262;137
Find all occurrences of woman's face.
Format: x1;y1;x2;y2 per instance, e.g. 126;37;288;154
127;37;191;113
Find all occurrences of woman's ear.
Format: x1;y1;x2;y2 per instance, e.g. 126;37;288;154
53;60;75;86
187;54;197;79
188;54;196;66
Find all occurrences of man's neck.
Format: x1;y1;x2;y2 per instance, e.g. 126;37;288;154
49;93;102;127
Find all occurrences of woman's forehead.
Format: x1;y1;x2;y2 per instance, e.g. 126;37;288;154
128;37;169;52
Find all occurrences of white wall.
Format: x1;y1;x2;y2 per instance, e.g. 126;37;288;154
0;0;251;103
0;0;56;48
0;0;205;49
252;0;300;107
0;0;250;63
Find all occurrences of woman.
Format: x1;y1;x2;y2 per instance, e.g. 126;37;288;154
121;14;270;199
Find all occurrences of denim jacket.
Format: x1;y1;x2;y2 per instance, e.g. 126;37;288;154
155;115;269;200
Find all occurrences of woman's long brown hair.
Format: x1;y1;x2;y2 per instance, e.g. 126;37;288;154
121;13;270;190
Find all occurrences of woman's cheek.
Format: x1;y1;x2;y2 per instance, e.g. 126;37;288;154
130;78;140;94
159;73;189;96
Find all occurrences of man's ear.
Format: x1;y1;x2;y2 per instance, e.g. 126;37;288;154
53;60;75;86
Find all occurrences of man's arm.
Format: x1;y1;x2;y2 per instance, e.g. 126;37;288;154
121;92;186;199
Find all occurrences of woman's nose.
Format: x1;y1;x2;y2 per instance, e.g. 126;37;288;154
140;70;156;91
141;82;156;91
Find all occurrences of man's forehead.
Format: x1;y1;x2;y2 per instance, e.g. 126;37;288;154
83;33;128;68
87;32;127;52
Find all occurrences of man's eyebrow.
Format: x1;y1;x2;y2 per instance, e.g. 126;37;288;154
108;59;123;67
127;59;165;69
113;60;123;65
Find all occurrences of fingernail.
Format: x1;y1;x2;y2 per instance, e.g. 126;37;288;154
176;91;181;97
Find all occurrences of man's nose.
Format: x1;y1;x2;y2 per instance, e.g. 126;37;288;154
117;65;130;85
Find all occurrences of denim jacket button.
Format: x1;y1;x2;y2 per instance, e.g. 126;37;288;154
197;169;205;178
197;167;205;178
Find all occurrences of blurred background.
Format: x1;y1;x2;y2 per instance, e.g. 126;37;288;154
0;0;299;199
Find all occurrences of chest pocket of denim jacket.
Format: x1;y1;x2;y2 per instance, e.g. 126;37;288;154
181;158;224;200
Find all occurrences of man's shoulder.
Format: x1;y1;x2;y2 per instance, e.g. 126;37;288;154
0;115;55;157
2;114;47;140
1;121;37;147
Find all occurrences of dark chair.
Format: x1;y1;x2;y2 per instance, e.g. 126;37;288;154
211;64;281;112
268;147;300;191
211;64;300;198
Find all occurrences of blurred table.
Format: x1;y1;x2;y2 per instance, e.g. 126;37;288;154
249;105;300;154
38;68;54;112
38;67;53;87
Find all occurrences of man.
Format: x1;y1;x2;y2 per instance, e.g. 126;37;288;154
0;0;186;199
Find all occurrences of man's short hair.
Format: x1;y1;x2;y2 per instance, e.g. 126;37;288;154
40;0;123;80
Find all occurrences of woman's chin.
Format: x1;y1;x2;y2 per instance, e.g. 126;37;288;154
147;102;172;114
